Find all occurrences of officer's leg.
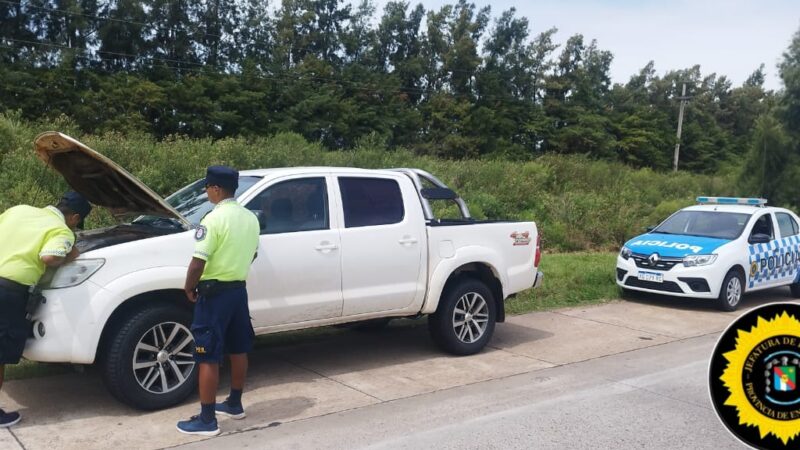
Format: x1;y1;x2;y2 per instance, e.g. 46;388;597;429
198;362;220;404
228;354;247;391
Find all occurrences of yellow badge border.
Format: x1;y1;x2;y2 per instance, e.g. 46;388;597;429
719;311;800;445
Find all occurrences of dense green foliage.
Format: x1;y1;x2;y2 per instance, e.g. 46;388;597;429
0;0;780;172
1;114;734;251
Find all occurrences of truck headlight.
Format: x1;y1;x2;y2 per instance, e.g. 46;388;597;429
46;259;105;289
683;254;717;267
620;247;632;260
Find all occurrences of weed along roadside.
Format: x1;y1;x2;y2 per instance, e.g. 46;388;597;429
0;116;733;254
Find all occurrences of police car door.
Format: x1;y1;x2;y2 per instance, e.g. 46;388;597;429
774;212;800;286
747;212;782;289
243;175;343;327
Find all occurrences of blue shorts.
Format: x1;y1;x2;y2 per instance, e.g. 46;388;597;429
0;285;28;365
191;286;254;364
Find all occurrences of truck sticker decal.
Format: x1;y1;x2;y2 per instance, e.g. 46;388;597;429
510;231;531;246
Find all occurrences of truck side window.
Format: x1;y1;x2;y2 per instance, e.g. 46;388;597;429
339;177;404;228
245;177;328;234
777;213;800;237
750;214;774;240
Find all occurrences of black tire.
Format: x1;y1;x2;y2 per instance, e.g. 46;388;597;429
428;278;497;355
791;283;800;298
101;304;197;410
716;270;744;312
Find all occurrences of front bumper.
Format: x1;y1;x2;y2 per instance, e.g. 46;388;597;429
23;280;106;364
615;255;721;299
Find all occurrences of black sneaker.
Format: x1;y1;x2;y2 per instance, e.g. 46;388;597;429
0;409;21;428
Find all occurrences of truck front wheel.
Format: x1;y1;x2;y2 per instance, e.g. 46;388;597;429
101;305;197;410
429;278;497;355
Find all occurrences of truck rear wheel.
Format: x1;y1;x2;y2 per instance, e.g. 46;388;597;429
101;304;197;410
429;278;496;355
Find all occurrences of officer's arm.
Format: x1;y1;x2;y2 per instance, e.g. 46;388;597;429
184;257;206;302
40;246;80;267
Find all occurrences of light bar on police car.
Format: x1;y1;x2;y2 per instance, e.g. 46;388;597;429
695;197;767;206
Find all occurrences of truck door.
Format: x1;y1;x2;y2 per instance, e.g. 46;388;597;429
335;175;426;316
244;175;343;327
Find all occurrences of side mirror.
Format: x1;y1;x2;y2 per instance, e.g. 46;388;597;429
749;233;771;244
646;226;656;232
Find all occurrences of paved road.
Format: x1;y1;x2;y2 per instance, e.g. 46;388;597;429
1;289;794;449
180;333;741;450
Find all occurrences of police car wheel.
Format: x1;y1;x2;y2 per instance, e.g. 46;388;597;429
716;270;743;312
428;278;496;356
101;305;197;410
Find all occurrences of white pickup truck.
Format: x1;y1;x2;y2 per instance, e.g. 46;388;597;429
24;132;543;410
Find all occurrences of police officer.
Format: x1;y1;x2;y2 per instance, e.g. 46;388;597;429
177;166;259;436
0;191;92;428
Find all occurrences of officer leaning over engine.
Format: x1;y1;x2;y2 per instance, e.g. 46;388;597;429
177;166;260;436
0;191;92;428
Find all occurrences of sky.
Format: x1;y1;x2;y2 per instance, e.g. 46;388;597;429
367;0;799;91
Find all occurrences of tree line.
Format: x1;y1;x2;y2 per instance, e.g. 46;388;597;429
0;0;796;177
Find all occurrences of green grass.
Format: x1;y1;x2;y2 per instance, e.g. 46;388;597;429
505;252;619;314
4;359;72;381
6;252;620;380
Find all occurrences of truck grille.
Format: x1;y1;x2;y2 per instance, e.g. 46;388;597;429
631;253;682;271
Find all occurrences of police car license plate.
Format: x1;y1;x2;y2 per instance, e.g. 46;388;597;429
637;271;663;283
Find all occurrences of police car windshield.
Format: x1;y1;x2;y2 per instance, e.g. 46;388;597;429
653;211;751;240
134;176;262;227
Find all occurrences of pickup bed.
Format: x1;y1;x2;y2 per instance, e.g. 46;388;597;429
25;132;543;409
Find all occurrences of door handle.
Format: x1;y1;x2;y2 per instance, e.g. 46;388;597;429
315;242;339;252
398;236;418;246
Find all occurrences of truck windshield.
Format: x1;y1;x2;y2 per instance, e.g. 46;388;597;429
653;211;751;240
133;176;262;227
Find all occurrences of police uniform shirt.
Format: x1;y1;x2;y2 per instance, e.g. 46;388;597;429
193;198;260;282
0;205;75;286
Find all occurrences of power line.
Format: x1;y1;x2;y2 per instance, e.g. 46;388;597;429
0;0;224;40
0;40;432;99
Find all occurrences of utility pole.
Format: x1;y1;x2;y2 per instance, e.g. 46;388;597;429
673;83;692;172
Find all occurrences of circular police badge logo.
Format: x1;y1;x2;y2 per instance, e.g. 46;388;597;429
709;303;800;449
194;225;207;241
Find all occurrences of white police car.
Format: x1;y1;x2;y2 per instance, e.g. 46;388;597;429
616;197;800;311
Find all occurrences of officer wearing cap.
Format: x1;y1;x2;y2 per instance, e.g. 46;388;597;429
177;166;259;436
0;191;92;428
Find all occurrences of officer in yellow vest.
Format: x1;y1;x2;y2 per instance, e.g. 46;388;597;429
0;191;92;428
177;166;259;436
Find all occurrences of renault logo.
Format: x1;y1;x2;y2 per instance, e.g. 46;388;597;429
648;253;660;265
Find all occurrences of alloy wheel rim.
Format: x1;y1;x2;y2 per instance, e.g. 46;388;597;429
132;322;195;394
727;277;742;306
453;292;489;344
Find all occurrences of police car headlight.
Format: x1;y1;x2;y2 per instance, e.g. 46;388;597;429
683;254;717;267
46;259;105;289
620;247;632;260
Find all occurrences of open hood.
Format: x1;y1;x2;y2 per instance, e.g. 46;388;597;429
34;132;190;229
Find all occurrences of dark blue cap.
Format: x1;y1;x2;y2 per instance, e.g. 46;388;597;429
59;191;92;229
204;165;239;192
